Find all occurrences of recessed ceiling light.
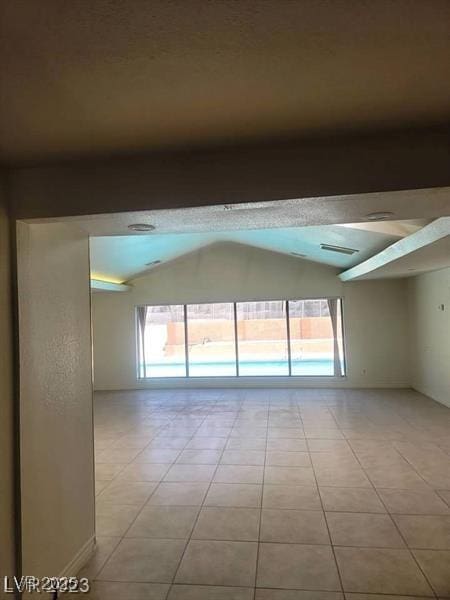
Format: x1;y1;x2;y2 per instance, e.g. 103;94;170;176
290;252;307;258
320;243;359;255
366;211;394;221
145;260;161;266
127;223;155;232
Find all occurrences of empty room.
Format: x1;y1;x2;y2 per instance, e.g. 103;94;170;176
1;2;450;600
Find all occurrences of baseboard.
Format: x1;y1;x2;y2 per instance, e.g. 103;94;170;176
58;536;96;578
94;378;412;391
411;384;450;408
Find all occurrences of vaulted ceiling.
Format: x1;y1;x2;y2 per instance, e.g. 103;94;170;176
1;1;449;163
89;220;427;283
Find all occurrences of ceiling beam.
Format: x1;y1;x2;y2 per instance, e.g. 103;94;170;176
90;279;131;292
8;127;450;220
339;217;450;281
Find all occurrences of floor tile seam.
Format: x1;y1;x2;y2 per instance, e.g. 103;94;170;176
344;435;439;599
169;408;240;591
253;402;271;600
308;413;345;595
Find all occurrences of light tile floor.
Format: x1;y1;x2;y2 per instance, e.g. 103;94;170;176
81;388;450;599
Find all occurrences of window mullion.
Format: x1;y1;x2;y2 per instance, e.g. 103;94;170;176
233;302;239;377
286;300;292;376
184;304;189;377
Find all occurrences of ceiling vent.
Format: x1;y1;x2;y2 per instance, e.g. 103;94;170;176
128;223;155;232
320;243;359;256
366;211;394;221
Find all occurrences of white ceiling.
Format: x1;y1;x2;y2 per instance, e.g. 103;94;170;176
90;220;424;283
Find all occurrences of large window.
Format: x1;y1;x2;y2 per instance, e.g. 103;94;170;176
137;297;345;378
186;303;236;376
236;301;289;376
137;304;186;377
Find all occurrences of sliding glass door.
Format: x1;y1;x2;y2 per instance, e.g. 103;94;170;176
186;303;237;376
137;297;345;378
236;301;289;376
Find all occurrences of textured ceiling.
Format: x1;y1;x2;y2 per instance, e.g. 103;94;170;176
1;0;450;163
89;221;420;282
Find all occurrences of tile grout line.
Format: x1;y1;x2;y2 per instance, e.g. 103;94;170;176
304;402;346;596
253;399;269;600
345;435;439;599
94;403;208;588
166;394;242;599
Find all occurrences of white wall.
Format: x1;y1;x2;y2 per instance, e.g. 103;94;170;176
17;222;95;577
0;178;15;594
408;267;450;407
92;242;410;390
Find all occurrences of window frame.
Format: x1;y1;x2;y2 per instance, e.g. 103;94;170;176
136;296;347;379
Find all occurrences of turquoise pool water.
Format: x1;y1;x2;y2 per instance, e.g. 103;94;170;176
140;358;335;378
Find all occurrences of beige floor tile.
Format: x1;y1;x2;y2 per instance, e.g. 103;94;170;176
186;437;227;450
308;439;351;452
319;487;385;513
365;464;429;490
96;447;142;463
167;585;253;600
164;464;216;482
326;512;405;547
98;481;157;506
231;427;267;439
392;514;450;549
113;435;154;450
175;540;258;587
438;489;450;506
334;547;433;595
98;538;186;582
134;448;181;463
127;505;199;539
85;582;169;599
413;549;450;596
192;507;260;541
262;484;321;510
266;451;311;467
205;483;262;507
148;482;209;506
256;543;341;590
95;480;110;496
256;591;343;600
95;503;141;537
117;462;171;482
197;426;232;437
305;429;344;440
214;465;264;484
176;449;222;464
149;437;191;449
266;438;308;451
95;463;125;481
92;388;450;597
261;509;330;544
226;438;267;450
78;536;121;579
313;465;371;488
221;450;265;465
268;427;305;439
378;488;450;515
264;466;316;485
